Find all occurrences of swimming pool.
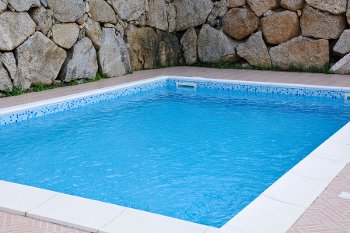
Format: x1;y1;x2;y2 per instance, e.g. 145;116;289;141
0;77;350;230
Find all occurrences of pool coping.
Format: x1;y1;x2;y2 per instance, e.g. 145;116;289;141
0;76;350;233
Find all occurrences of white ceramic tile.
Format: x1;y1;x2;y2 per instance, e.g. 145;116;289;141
311;140;350;163
100;208;208;233
204;227;221;233
205;227;243;233
343;122;350;130
290;156;346;182
329;128;350;145
27;193;125;232
0;181;57;215
263;172;328;208
222;195;304;233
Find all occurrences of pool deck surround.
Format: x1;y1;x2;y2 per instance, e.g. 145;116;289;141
0;68;350;233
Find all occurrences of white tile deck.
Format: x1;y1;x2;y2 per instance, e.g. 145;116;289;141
290;155;346;182
311;140;350;163
27;193;126;232
208;227;246;233
344;122;350;130
330;128;350;145
205;227;240;233
101;208;208;233
0;181;56;215
222;195;305;233
263;172;328;208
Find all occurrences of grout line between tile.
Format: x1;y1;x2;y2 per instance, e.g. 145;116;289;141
290;166;345;183
312;152;350;164
329;138;350;145
98;207;128;231
25;193;59;216
260;194;307;211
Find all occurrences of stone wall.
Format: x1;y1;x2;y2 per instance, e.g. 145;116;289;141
0;0;350;93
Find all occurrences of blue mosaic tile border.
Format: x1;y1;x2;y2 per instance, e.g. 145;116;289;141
168;78;349;99
1;77;350;126
0;79;167;126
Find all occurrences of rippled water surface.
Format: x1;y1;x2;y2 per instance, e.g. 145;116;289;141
1;86;350;227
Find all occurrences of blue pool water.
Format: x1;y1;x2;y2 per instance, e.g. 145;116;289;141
0;84;349;227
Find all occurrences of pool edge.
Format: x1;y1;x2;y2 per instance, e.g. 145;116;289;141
0;76;349;233
221;123;350;233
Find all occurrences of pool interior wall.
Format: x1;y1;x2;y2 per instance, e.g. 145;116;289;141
0;77;349;227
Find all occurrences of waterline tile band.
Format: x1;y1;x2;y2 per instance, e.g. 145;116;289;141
1;76;350;126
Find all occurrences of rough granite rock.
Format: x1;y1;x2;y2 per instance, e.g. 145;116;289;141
85;18;103;49
0;63;12;91
60;37;98;81
0;0;7;13
0;12;36;51
8;0;40;11
0;52;17;80
227;0;246;8
305;0;346;15
111;0;145;22
300;5;346;40
76;13;88;25
77;26;86;41
333;30;350;56
330;53;350;74
208;0;228;27
247;0;279;17
237;32;271;67
269;36;329;69
48;0;85;23
223;8;259;40
280;0;304;10
126;26;159;70
168;3;176;32
347;1;350;26
173;0;213;31
40;0;48;7
15;32;67;88
13;73;31;90
198;24;239;63
261;10;300;45
158;31;182;67
126;25;182;69
89;0;116;24
30;7;53;35
0;0;348;80
146;0;169;31
98;28;131;77
181;27;198;65
52;23;80;49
